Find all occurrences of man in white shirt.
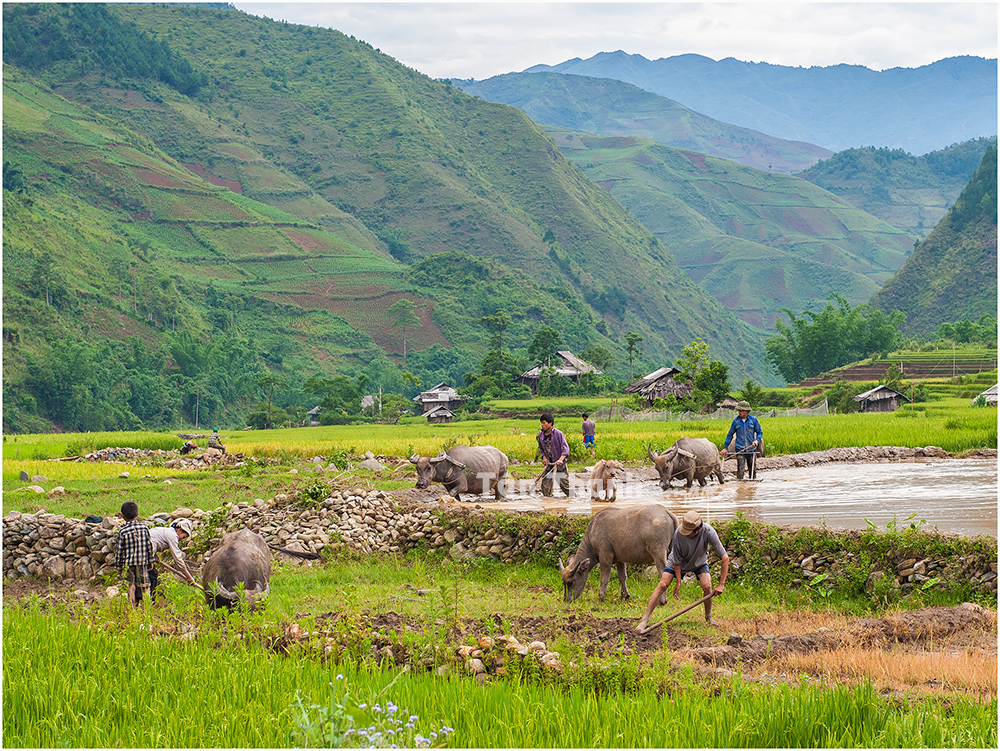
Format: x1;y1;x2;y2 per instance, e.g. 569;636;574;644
149;519;196;599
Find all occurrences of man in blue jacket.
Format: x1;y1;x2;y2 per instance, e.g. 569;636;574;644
721;400;762;480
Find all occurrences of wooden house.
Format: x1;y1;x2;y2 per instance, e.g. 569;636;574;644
974;384;998;405
424;405;455;424
304;405;321;427
519;351;602;392
716;395;740;410
412;382;469;415
624;367;693;407
853;385;910;413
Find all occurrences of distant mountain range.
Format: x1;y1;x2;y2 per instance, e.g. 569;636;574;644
455;72;832;174
520;52;997;155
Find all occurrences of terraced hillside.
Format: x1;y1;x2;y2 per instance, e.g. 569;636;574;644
544;128;913;329
797;349;999;386
5;2;768;380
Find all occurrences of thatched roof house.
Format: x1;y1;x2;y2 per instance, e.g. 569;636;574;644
853;385;910;413
624;367;693;406
716;395;740;410
519;351;601;390
424;405;455;424
412;382;469;414
974;384;998;405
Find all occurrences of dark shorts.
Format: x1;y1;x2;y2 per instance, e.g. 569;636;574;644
665;563;710;577
583;435;595;447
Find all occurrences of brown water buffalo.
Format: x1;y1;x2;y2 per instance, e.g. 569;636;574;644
409;445;509;501
588;459;621;501
202;529;272;609
560;504;678;602
648;437;724;489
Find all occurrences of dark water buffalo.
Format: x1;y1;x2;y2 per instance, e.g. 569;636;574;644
202;529;272;609
409;445;509;501
560;504;678;602
648;437;724;489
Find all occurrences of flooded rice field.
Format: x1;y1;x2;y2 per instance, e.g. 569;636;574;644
477;458;998;538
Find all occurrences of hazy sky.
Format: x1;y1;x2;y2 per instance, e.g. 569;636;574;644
230;2;998;80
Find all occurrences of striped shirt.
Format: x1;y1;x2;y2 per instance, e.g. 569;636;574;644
114;519;153;570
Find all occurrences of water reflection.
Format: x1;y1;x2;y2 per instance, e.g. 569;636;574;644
460;459;997;538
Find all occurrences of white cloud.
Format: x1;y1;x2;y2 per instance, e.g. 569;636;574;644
232;2;998;79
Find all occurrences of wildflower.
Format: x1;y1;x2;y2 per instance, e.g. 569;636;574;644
405;723;415;729
409;715;419;722
337;673;344;681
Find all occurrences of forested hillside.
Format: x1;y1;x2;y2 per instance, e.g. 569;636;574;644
1;3;770;433
871;145;998;337
543;128;912;330
799;138;996;238
454;72;832;173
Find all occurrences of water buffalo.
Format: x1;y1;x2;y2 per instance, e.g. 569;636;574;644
409;445;509;501
560;504;678;602
588;459;621;501
202;529;271;609
648;437;724;489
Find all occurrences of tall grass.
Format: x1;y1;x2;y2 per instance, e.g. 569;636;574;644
4;603;995;748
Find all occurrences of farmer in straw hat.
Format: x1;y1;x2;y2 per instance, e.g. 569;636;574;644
636;510;729;632
721;400;763;480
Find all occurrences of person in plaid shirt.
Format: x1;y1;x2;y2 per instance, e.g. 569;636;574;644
115;501;153;607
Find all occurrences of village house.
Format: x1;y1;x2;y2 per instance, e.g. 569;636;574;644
519;350;601;392
715;395;741;410
624;366;693;407
412;382;469;415
853;384;911;413
423;405;455;424
973;384;998;405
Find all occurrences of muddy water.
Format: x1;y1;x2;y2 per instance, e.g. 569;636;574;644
477;459;998;538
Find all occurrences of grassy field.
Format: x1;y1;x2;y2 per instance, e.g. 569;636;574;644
4;396;995;519
4;553;996;748
3;401;997;747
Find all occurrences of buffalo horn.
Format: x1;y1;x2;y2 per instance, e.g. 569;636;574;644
647;443;658;462
408;454;420;464
444;454;467;470
214;579;239;602
559;557;565;572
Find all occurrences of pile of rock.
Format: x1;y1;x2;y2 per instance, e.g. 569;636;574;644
84;447;172;463
3;511;118;580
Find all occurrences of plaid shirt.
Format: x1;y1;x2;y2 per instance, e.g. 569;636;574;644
115;519;153;570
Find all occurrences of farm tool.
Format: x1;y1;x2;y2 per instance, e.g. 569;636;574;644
725;447;761;480
640;592;715;633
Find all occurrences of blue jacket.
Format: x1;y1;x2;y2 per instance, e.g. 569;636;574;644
725;414;762;452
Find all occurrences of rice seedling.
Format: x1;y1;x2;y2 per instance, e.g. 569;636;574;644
4;602;995;748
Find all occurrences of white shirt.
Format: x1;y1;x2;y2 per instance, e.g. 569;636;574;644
149;526;187;568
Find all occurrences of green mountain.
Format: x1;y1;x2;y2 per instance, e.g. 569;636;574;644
2;4;773;431
798;139;997;239
453;71;833;173
543;128;913;330
870;145;998;337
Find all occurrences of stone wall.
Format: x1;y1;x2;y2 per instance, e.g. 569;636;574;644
4;488;997;597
